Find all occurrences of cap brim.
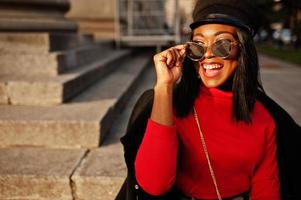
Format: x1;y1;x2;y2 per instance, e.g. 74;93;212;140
189;17;254;36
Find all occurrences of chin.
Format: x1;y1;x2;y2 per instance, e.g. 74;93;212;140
200;78;224;88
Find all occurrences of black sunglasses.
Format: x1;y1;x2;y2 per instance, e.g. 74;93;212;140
186;39;239;61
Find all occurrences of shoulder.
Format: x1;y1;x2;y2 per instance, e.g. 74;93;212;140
256;90;300;129
255;90;301;151
253;100;275;125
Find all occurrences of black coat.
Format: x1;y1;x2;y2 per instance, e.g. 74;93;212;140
115;89;301;200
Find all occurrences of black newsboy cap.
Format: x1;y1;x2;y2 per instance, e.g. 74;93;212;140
190;0;262;37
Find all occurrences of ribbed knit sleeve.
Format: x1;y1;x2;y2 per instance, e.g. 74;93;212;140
250;122;280;200
134;119;178;196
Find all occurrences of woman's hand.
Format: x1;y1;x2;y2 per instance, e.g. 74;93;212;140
153;44;186;87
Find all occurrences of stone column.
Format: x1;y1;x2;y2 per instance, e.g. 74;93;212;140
66;0;116;40
0;0;95;106
0;0;77;32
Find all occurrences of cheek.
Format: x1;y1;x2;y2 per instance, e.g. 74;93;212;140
227;60;239;74
226;47;240;72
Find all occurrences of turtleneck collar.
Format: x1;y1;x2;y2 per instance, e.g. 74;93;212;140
200;85;233;99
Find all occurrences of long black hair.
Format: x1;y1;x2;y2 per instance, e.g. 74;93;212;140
173;28;264;123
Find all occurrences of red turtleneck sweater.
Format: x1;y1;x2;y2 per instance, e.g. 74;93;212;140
135;87;280;200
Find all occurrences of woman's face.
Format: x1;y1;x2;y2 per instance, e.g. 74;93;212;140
192;24;239;88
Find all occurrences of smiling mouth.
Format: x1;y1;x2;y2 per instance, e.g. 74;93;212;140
201;63;223;78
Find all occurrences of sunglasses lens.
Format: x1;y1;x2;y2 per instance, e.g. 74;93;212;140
212;39;232;58
186;39;235;61
186;43;205;60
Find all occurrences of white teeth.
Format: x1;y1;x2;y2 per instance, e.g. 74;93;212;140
203;64;222;70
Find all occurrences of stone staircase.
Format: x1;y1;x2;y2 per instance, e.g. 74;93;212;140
0;32;155;199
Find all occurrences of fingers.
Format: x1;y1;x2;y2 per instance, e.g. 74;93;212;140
152;44;186;85
173;48;181;67
179;46;186;57
166;49;174;67
153;44;186;70
166;45;186;68
170;48;179;68
174;45;186;68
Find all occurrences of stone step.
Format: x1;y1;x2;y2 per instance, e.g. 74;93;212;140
71;62;156;200
0;49;131;105
0;41;114;76
0;51;152;148
0;58;156;199
71;146;126;200
0;16;78;32
0;147;126;200
0;32;94;54
0;147;87;200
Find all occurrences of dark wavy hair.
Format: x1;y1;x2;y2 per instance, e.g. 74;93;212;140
173;29;264;123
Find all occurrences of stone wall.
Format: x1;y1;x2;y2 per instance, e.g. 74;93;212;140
66;0;116;40
66;0;196;39
67;0;116;19
0;0;77;32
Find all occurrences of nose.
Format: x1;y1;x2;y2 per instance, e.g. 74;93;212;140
204;46;214;59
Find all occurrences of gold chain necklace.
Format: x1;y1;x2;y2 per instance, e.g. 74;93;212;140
193;106;222;200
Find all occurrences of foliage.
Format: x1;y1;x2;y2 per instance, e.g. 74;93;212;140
257;44;301;66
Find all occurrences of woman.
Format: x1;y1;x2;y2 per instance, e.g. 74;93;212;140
116;0;301;200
